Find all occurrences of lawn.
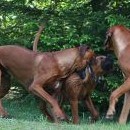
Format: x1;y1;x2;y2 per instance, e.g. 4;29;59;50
0;96;130;130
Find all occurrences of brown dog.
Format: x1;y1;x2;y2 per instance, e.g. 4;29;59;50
40;55;113;124
61;55;113;124
0;45;94;122
104;25;130;124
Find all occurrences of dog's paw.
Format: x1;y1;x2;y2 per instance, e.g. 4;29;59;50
0;114;13;119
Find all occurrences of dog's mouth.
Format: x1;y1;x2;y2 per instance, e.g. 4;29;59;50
101;56;113;72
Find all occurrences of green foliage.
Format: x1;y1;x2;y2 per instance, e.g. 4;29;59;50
106;14;130;27
1;0;130;113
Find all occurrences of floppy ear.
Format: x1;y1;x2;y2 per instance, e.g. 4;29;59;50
78;45;90;57
104;31;112;46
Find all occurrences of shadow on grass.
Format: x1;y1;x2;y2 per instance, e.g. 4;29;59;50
2;95;47;122
1;94;119;125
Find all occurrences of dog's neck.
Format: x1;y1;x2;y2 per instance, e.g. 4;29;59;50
87;64;104;83
112;28;130;58
55;48;82;78
92;65;104;77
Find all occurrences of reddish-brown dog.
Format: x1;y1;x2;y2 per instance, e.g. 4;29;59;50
0;45;94;122
104;25;130;124
40;55;113;124
61;55;113;124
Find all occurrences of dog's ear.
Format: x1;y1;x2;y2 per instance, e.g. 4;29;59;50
78;45;90;57
104;30;112;47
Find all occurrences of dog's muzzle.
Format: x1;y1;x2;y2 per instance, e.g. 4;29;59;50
101;55;113;72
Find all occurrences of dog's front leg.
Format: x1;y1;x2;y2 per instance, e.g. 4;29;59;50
29;82;65;122
39;100;54;122
119;91;130;124
106;77;130;120
85;96;99;122
70;100;79;124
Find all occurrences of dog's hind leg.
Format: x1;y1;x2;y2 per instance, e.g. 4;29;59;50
119;91;130;124
0;99;8;117
0;69;2;86
0;69;11;117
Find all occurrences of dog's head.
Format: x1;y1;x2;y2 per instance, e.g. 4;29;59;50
76;45;95;71
101;55;113;72
91;55;113;76
91;55;113;75
78;45;95;64
104;25;125;51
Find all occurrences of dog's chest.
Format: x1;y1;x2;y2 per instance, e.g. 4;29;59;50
78;79;96;99
118;51;130;76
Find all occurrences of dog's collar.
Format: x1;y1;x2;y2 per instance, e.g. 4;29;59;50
76;64;97;82
88;64;105;84
76;64;101;84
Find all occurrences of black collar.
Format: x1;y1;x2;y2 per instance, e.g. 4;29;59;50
76;64;99;84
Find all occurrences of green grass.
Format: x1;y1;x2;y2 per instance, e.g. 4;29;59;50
0;97;130;130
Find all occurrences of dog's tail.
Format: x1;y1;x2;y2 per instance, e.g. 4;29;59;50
33;24;44;52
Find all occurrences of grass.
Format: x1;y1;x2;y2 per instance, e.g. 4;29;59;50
0;96;130;130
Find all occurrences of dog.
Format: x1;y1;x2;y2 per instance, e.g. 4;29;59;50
0;45;94;122
40;55;113;124
104;25;130;124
